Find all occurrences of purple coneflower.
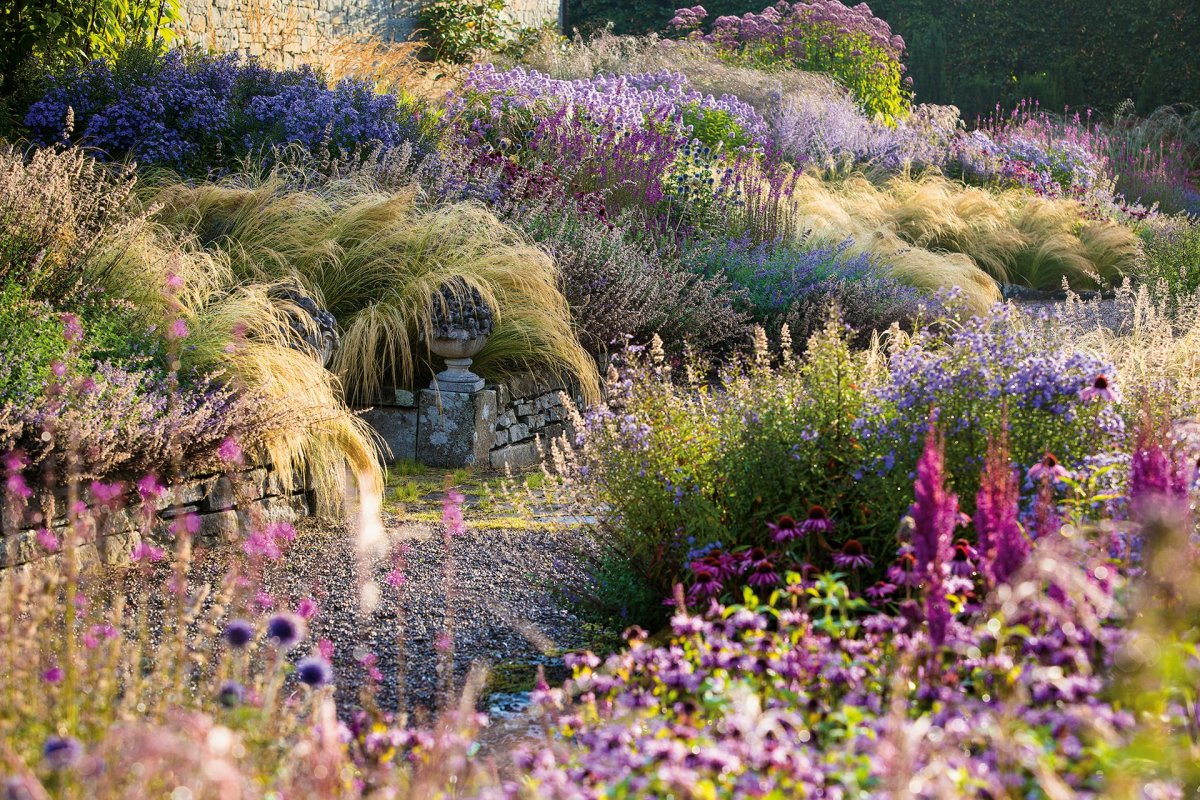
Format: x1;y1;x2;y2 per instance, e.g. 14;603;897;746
296;656;333;687
800;505;834;536
865;580;897;600
266;613;305;651
767;514;803;543
1027;452;1070;484
949;539;977;577
1080;373;1120;403
689;562;724;598
886;551;922;587
747;558;779;587
223;619;254;649
833;539;873;570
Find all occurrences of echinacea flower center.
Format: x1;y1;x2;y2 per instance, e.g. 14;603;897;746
842;539;864;556
1093;374;1109;390
807;506;827;520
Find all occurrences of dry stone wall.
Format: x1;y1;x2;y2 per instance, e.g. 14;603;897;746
175;0;562;67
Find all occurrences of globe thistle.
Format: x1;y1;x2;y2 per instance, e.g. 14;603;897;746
43;736;83;770
266;613;305;651
223;619;254;649
218;680;245;708
296;656;333;688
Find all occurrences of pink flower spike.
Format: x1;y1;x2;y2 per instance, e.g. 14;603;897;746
35;528;60;553
385;569;406;588
169;512;201;538
254;591;275;610
296;597;319;620
217;437;244;465
318;638;334;660
60;313;84;342
168;318;189;340
6;473;32;501
131;541;165;563
165;271;185;292
89;481;125;505
137;474;164;500
43;666;64;684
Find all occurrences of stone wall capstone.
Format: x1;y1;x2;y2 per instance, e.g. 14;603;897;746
175;0;562;67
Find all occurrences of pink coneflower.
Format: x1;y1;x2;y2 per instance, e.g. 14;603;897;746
833;539;873;570
767;514;803;543
1027;452;1071;484
747;558;779;587
865;580;897;600
800;505;834;536
689;561;724;597
887;551;922;587
949;538;977;577
1080;373;1120;403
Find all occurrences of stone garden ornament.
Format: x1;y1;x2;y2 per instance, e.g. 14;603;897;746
428;279;493;393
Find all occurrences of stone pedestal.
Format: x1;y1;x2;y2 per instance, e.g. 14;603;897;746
416;388;497;468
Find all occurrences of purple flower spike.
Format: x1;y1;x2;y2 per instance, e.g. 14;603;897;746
910;422;957;649
975;432;1028;587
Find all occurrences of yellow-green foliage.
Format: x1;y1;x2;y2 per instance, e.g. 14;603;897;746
150;178;601;405
760;170;1142;309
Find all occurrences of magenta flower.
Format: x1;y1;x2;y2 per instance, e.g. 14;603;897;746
442;489;466;537
1027;452;1070;484
1128;416;1194;523
35;528;60;552
975;434;1028;586
948;538;977;577
296;597;319;620
59;312;84;342
42;665;64;684
89;481;125;506
385;569;406;588
767;514;801;543
800;505;834;536
1080;373;1120;403
168;318;189;340
833;539;873;570
864;580;897;599
911;423;957;648
131;541;165;562
886;551;921;587
217;436;244;465
136;474;164;501
747;558;779;587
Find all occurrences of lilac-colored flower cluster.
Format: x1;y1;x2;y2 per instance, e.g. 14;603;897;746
457;64;769;149
24;49;426;173
512;518;1141;797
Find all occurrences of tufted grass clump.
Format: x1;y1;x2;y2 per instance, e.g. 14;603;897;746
151;177;600;406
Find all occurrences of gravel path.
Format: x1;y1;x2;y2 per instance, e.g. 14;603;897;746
193;510;597;725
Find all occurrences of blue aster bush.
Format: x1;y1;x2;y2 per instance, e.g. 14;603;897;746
23;47;430;175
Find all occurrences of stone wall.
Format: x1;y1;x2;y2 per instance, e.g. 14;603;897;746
175;0;562;67
364;375;579;471
1;465;312;577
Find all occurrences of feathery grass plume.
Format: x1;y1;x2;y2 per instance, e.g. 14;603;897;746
974;427;1028;588
151;178;600;405
86;220;383;511
911;421;956;648
735;168;1142;307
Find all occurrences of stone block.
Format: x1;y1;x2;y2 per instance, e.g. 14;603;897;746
508;423;530;443
416;388;497;468
494;428;509;447
515;402;535;417
530;413;546;430
198;509;240;541
360;404;418;464
490;440;543;471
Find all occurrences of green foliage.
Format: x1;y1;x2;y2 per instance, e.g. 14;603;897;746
0;284;68;404
1144;221;1200;308
679;103;753;151
418;0;515;63
0;0;179;95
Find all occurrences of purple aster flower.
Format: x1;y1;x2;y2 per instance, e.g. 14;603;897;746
833;539;873;570
296;656;333;687
265;612;305;650
43;736;83;769
223;619;254;649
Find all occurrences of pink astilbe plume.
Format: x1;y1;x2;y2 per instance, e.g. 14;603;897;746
974;430;1028;587
910;421;957;648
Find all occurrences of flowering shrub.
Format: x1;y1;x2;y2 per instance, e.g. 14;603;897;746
24;48;428;174
557;304;1132;621
672;2;911;124
683;232;928;342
